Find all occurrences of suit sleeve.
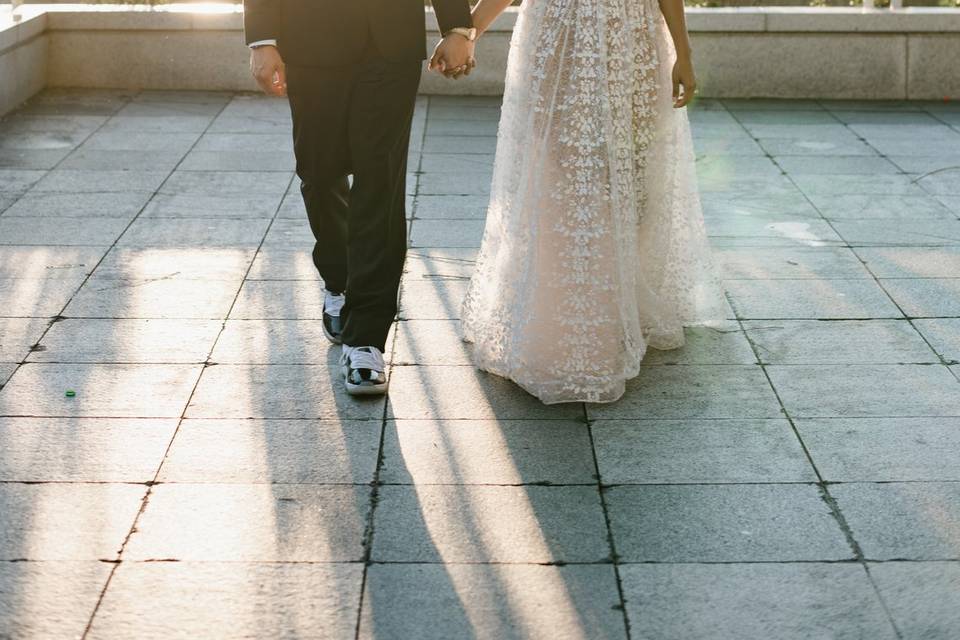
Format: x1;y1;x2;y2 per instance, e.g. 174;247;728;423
431;0;473;34
243;0;282;46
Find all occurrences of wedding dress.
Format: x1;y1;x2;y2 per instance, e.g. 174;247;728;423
460;0;728;404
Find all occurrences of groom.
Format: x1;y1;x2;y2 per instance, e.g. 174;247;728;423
244;0;476;395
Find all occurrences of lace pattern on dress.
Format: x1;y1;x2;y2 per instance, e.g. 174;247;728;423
460;0;727;404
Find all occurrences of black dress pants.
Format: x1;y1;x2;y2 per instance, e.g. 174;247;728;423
285;50;421;352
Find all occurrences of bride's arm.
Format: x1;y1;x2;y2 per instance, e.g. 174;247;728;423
471;0;515;36
657;0;697;108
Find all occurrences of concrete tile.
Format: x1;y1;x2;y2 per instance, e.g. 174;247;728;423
118;216;270;248
372;485;609;563
0;148;71;169
359;564;626;640
29;169;169;194
0;216;128;245
230;281;324;319
832;220;960;246
798;417;960;482
777;155;900;175
393;320;471;365
2;191;152;218
88;562;363;640
32;318;221;363
0;417;176;482
641;325;757;365
593;419;814;484
793;174;924;196
0;363;16;386
0;361;201;417
621;563;896;640
606;484;852;562
381;419;595;485
743;319;937;364
186;364;385;420
887;155;960;175
160;170;292;196
715;246;871;280
403;248;477;280
0;130;90;150
725;278;902;319
914;318;960;362
417;171;492;196
114;101;221;118
79;130;199;152
0;317;49;362
869;562;960;640
831;482;960;560
418;154;496;174
587;365;782;420
398;279;469;319
704;212;841;244
179;150;295;172
387;366;582;420
142;193;282;219
247;249;322;280
881;278;960;317
92;247;254;281
159;419;380;484
124;484;370;561
211;319;339;364
766;364;960;418
60;148;184;172
275;193;307;219
859;246;960;278
410;219;485;248
807;193;953;220
0;483;146;560
0;562;112;639
413;194;489;219
0;170;47;192
758;137;876;157
871;137;960;157
64;276;240;319
0;278;84;317
693;137;766;156
422;136;497;154
261;216;315;248
100;116;213;134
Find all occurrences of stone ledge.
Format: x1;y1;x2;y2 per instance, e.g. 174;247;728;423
1;3;959;115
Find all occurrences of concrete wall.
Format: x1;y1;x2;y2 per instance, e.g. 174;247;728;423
0;11;48;116
1;5;959;117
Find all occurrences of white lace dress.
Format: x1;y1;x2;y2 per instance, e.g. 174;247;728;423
460;0;727;404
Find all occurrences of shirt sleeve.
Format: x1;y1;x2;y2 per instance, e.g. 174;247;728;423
249;39;278;48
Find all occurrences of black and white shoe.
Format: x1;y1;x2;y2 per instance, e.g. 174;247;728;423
322;291;345;344
340;345;388;396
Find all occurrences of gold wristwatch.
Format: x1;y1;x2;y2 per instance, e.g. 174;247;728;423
445;27;478;42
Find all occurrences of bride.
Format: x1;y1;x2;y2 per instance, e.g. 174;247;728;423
432;0;727;405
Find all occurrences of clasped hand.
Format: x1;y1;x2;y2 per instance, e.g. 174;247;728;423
428;34;477;80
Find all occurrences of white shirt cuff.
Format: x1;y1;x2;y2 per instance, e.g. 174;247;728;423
249;39;278;48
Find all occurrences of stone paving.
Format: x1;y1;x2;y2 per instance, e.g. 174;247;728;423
1;89;960;639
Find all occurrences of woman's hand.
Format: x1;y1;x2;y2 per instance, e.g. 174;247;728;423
672;56;697;108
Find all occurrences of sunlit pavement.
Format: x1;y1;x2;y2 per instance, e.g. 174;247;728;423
1;89;960;639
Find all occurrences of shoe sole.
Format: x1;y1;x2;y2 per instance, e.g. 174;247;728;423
341;365;388;396
322;322;342;345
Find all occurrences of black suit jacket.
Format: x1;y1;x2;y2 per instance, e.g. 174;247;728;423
243;0;473;67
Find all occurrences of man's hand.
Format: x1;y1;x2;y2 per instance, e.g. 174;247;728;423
250;45;287;96
429;35;476;80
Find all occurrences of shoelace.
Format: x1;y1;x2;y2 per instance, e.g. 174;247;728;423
325;292;346;317
347;347;385;373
